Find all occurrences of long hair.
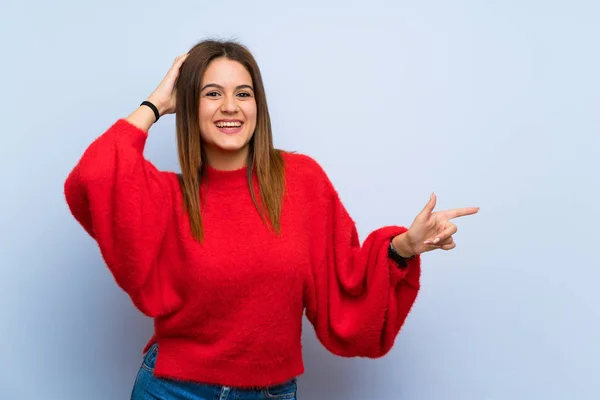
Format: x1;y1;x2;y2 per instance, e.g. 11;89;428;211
175;39;285;242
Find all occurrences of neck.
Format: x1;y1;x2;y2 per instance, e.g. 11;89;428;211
203;145;250;171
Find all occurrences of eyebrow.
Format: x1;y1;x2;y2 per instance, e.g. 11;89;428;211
200;83;254;92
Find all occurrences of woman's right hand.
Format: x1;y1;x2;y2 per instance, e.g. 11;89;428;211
146;53;189;116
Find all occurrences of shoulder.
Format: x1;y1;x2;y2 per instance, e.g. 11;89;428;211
280;151;337;202
281;151;330;182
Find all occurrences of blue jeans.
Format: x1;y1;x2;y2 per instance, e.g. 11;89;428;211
130;343;298;400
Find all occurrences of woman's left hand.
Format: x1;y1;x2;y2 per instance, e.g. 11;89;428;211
393;193;479;256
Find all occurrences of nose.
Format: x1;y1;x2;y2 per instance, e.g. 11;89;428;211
220;95;238;114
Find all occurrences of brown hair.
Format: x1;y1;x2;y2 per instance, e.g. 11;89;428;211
175;39;285;242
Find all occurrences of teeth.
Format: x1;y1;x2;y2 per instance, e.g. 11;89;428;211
216;121;242;128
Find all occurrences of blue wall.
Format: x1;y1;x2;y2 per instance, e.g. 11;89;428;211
1;1;598;398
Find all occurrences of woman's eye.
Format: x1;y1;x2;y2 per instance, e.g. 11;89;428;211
205;91;251;98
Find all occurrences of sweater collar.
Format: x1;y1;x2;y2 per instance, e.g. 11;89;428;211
203;164;250;191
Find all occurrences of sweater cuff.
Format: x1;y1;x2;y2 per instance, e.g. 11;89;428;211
390;254;421;287
377;226;421;287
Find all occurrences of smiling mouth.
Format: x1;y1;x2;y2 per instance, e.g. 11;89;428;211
215;121;243;128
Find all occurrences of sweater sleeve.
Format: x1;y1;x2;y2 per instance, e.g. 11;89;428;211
304;164;421;358
64;119;182;318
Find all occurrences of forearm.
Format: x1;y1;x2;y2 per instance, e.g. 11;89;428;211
125;97;167;132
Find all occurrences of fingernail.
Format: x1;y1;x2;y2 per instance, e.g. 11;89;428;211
433;237;440;244
424;240;433;245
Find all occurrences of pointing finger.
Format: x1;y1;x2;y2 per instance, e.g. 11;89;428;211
439;207;479;220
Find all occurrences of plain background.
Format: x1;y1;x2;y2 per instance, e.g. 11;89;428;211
1;0;598;399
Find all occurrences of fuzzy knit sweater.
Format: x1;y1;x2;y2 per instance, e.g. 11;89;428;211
63;119;421;388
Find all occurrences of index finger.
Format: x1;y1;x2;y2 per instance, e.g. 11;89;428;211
438;207;480;220
173;53;189;65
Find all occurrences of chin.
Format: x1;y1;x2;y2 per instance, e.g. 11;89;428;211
213;136;252;152
217;143;249;153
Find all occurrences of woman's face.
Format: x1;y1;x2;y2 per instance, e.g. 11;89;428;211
198;57;257;170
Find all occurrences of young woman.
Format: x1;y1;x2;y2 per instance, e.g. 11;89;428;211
64;39;479;400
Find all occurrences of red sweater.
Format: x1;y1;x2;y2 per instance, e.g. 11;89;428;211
64;119;421;387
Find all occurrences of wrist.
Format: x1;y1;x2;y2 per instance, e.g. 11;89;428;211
145;96;168;116
392;233;415;258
